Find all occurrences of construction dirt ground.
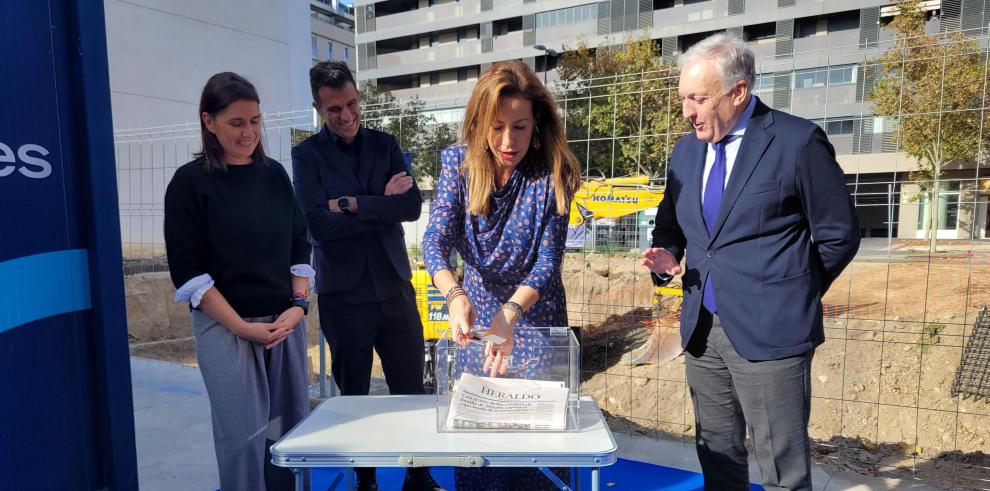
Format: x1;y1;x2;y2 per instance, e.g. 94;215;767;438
126;246;990;489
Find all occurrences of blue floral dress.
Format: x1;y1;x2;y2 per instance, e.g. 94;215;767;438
423;145;571;490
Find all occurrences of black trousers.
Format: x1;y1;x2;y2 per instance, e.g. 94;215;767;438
317;282;425;396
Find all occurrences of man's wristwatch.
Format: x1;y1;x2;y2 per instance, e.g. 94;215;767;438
337;196;351;213
290;295;310;315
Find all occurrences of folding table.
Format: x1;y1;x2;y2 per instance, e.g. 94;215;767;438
271;394;617;491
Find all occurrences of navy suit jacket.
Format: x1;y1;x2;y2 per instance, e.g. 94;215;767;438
652;98;860;361
292;126;422;296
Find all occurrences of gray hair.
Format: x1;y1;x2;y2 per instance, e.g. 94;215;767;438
677;33;755;93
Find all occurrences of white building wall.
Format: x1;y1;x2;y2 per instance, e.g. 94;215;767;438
105;0;313;255
104;0;311;130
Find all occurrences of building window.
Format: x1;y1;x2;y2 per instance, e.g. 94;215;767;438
824;119;854;135
874;116;898;134
753;73;774;92
828;64;856;85
793;64;856;89
793;68;826;89
917;181;961;231
827;11;859;32
430;72;439;85
344;47;350;64
311;35;318;59
327;41;334;60
745;22;777;42
536;4;596;29
795;17;820;38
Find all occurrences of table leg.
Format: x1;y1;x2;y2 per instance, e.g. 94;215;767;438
292;468;306;491
326;469;345;490
538;467;572;491
591;467;600;491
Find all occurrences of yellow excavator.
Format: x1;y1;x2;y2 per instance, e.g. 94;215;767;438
412;175;683;388
567;175;664;234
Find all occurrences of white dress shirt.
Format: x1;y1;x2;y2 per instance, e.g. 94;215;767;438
701;96;758;201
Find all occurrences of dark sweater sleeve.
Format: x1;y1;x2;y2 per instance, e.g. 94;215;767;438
164;165;208;289
274;160;312;265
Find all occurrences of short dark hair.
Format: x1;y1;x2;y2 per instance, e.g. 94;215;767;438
309;61;357;102
195;72;266;172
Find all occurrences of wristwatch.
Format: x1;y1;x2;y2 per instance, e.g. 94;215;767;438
337;196;351;213
290;296;310;316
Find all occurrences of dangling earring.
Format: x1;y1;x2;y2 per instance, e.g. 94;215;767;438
532;127;541;150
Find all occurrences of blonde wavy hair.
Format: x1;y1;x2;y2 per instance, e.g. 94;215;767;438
460;60;581;216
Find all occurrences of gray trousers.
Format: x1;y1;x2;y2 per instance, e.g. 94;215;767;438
685;314;814;491
192;309;309;491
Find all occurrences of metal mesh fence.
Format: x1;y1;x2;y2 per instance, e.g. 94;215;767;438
114;109;314;274
953;305;990;401
116;30;990;489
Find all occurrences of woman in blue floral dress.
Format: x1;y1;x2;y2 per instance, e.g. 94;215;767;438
423;60;582;491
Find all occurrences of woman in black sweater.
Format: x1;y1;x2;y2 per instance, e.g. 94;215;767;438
164;72;313;491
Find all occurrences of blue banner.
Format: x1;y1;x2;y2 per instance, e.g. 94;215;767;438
0;250;91;334
0;2;137;489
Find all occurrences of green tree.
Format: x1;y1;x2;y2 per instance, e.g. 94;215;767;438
415;120;458;183
359;84;456;186
556;35;688;179
869;0;989;250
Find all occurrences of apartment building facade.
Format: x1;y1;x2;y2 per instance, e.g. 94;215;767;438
312;0;357;69
353;0;990;241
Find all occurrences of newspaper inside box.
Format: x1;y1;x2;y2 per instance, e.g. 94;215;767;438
435;327;581;432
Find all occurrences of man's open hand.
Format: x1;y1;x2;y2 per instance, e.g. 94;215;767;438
642;247;682;276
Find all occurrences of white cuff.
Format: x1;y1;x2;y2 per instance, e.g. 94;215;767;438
291;264;316;279
174;273;214;308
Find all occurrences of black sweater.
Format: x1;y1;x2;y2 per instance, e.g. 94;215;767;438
164;157;311;318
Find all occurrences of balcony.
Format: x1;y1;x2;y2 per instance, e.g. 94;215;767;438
748;40;776;60
311;18;354;42
493;30;524;52
312;0;354;18
790;85;859;120
533;20;597;45
392;82;478;103
375;0;481;31
376;39;482;68
653;0;725;26
792;30;861;67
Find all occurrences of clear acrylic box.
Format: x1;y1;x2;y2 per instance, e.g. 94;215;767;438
435;327;582;432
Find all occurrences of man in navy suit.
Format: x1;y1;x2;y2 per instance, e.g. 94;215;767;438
643;35;859;490
292;61;442;491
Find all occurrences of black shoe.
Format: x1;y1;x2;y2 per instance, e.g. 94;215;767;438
402;468;446;491
356;468;378;491
356;482;379;491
